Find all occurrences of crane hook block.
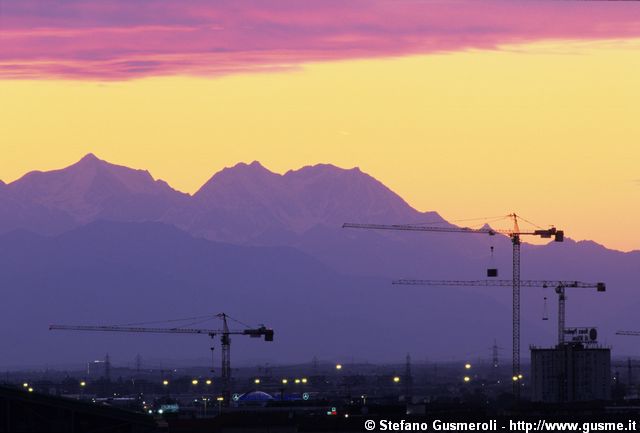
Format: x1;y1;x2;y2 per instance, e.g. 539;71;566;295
487;268;498;278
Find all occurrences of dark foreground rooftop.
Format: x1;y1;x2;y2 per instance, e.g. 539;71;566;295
0;385;156;433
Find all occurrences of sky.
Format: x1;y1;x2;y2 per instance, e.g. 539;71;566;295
1;0;640;251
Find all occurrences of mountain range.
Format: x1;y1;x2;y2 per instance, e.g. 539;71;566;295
0;153;435;241
1;154;638;368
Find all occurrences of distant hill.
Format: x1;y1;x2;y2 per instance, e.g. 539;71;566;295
0;221;519;367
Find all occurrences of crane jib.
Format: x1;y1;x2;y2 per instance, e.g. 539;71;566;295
49;324;275;341
392;279;605;290
343;223;564;242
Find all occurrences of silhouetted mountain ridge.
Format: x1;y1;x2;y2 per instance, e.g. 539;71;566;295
1;155;638;366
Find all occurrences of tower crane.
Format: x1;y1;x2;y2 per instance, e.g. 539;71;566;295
615;333;640;391
344;213;564;396
611;358;640;389
394;279;605;346
50;313;274;402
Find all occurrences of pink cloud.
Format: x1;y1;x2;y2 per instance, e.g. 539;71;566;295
1;0;640;80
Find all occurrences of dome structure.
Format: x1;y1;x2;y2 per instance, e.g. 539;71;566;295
237;390;275;405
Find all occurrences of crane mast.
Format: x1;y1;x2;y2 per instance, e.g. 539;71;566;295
220;313;232;402
512;235;521;385
344;213;563;398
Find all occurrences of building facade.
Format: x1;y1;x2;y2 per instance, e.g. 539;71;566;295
530;343;611;403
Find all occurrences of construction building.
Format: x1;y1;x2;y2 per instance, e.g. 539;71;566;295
531;331;611;403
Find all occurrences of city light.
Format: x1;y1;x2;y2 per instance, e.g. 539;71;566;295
205;379;212;385
301;378;308;384
28;387;33;393
336;364;342;370
282;379;288;384
464;376;471;383
518;374;523;379
22;383;28;388
80;381;86;387
162;380;169;386
393;376;400;383
254;378;260;384
465;363;472;370
512;376;519;381
295;378;301;384
216;396;224;402
192;379;199;385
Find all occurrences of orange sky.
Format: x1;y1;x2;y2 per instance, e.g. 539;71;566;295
1;39;639;251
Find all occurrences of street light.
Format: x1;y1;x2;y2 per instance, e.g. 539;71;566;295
393;376;400;383
202;397;209;416
22;383;28;388
28;387;33;393
463;376;471;383
336;364;342;370
465;363;472;370
301;378;308;384
80;381;86;387
205;379;212;385
254;378;260;384
280;379;288;401
216;396;224;414
162;379;169;386
295;378;301;384
192;379;199;385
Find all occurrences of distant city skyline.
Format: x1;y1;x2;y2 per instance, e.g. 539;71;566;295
1;1;639;251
